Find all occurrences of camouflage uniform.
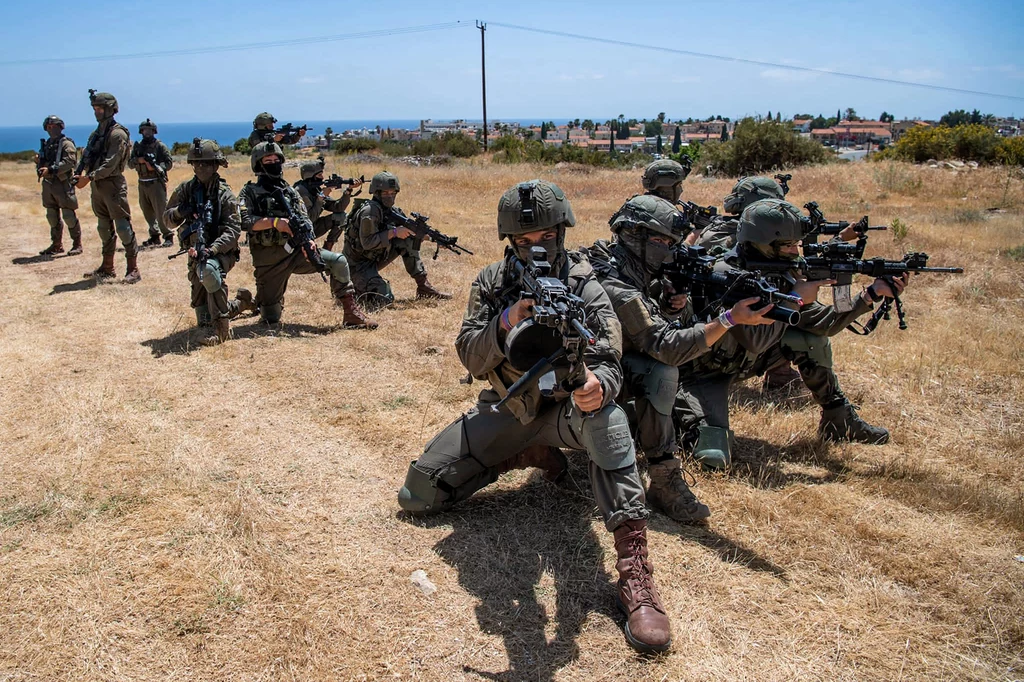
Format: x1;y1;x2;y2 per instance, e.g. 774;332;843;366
399;180;672;655
696;176;785;254
293;159;352;251
37;116;82;255
78;91;139;283
128;119;174;245
247;112;304;148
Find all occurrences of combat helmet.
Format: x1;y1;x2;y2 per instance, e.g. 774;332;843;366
497;180;575;239
642;159;690;191
724;176;785;215
88;89;118;116
253;112;277;129
610;194;687;242
250;141;285;173
187;138;228;167
139;118;158;134
301;157;326;180
369;171;400;194
42;115;64;130
737;199;805;259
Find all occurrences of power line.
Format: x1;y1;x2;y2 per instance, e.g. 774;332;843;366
484;21;1024;102
0;21;472;66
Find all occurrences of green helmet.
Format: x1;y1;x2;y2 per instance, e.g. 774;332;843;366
300;158;325;180
250;141;285;173
737;199;805;248
609;194;686;242
88;89;118;115
187;138;227;167
641;159;688;191
723;176;785;215
497;180;575;239
253;112;277;128
369;171;400;194
42;115;64;130
138;118;158;134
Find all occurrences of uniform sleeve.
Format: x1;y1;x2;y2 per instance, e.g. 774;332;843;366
578;278;624;409
90;127;128;181
455;268;507;377
238;185;259;232
158;142;173;172
209;189;241;255
57;138;77;180
165;182;187;233
295;184;324;221
359;205;390;251
325;192;351;214
796;296;874;336
127;141;140;171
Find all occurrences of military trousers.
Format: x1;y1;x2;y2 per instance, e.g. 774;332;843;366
313;212;348;249
346;236;427;309
90;175;137;258
250;243;353;323
620;353;680;460
398;389;648;532
40;178;80;245
188;253;241;321
138;180;171;239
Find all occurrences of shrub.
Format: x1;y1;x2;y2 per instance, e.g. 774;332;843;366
885;124;1006;164
233;138;251;155
0;150;38;162
700;118;830;175
890;217;910;244
332;138;379;154
996;137;1024;166
170;141;192;155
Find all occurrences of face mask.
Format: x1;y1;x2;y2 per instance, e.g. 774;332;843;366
261;161;283;178
193;163;217;184
515;237;560;264
379;193;397;209
309;177;324;190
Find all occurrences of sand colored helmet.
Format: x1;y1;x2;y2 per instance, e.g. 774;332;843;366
724;176;785;215
369;171;400;194
250;141;285;173
138;118;158;134
253;112;277;129
737;199;805;249
641;159;689;191
609;194;686;242
88;89;119;115
42;115;64;130
187;138;228;167
497;179;575;239
300;157;326;180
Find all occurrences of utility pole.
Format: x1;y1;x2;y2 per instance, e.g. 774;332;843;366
477;21;488;151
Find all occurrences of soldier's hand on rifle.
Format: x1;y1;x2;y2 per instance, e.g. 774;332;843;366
838;225;860;242
391;226;415;240
39;167;50;178
729;297;777;326
572;367;604;413
505;298;535;327
349;178;363;193
684;230;700;246
791;278;836;305
870;272;910;299
661;281;688;312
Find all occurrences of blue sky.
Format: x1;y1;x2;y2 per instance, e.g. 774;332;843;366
2;0;1022;126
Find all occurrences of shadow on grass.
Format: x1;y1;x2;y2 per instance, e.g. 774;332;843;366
141;318;340;357
728;436;849;491
12;253;72;265
653;518;789;580
49;277;100;295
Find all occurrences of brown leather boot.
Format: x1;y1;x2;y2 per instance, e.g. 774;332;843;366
614;519;672;654
123;254;141;284
647;457;711;524
85;252;116;279
200;318;230;346
495;445;568;483
67;239;83;256
763;360;803;393
233;288;258;316
414;273;452;300
337;293;378;329
39;242;64;256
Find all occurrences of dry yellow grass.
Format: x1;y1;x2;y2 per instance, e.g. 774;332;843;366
0;156;1021;681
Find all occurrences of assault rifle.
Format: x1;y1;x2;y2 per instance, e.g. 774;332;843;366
168;187;213;277
323;173;365;191
774;173;792;195
133;143;166;180
384;207;473;259
262;123;311;143
491;246;597;413
36;138;46;182
662;245;803;325
678;201;719;231
272;187;328;280
741;238;963;332
802;201;886;243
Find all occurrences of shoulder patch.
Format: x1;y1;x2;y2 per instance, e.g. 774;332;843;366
616;295;656;338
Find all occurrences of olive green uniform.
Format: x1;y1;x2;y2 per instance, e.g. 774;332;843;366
246;129;303;148
165;175;245;323
39;134;81;246
343;197;427;308
82;119;137;258
695;215;738;255
238;178;354;323
293;179;352;249
397;250;649;531
128;138;174;240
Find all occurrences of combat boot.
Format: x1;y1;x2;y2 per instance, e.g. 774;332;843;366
613;519;672;654
200;318;230;347
139;235;161;249
85;252;116;280
39;242;64;256
647;458;710;524
162;236;175;248
233;288;258;315
414;273;452;300
67;238;83;256
336;293;378;329
123;254;141;284
494;445;568;483
818;401;889;445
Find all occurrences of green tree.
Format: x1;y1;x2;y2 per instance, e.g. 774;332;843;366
879;112;894;123
540;122;548;139
720;127;729;142
836;108;842;123
657;112;666;123
656;135;663;154
233;138;251;155
700;117;830;175
672;126;681;153
644;120;663;136
845;108;859;121
810;115;828;130
582;119;595;132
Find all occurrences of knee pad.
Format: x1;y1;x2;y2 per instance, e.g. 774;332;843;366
261;302;284;324
322;250;351;283
61;209;78;226
692;425;734;471
397;462;450;514
579;404;637;471
781;328;833;369
623;355;678;416
113;218;134;245
200;261;223;294
45;208;61;228
194;305;211;326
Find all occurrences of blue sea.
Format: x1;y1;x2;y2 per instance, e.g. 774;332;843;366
0;118;571;153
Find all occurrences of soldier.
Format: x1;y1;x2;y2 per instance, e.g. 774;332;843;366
641;158;690;205
74;90;140;284
343;171;451;310
164;139;255;346
247;112;306;148
675;199;908;470
237;141;375;328
585;194;776;522
398;180;673;654
292;157;361;251
696;176;786;254
36;115;83;256
129;119;175;248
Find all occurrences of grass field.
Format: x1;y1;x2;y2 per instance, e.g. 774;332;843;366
0;156;1021;681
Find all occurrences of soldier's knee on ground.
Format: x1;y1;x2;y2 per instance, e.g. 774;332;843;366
578;403;637;471
691;425;734;471
781;328;833;369
397;462;449;514
397;455;494;514
261;302;284;324
200;261;223;294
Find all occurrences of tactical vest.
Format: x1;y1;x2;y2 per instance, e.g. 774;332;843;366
243;181;295;248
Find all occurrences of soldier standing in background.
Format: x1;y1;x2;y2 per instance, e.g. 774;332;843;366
129;119;175;248
74;90;141;284
36;115;83;256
